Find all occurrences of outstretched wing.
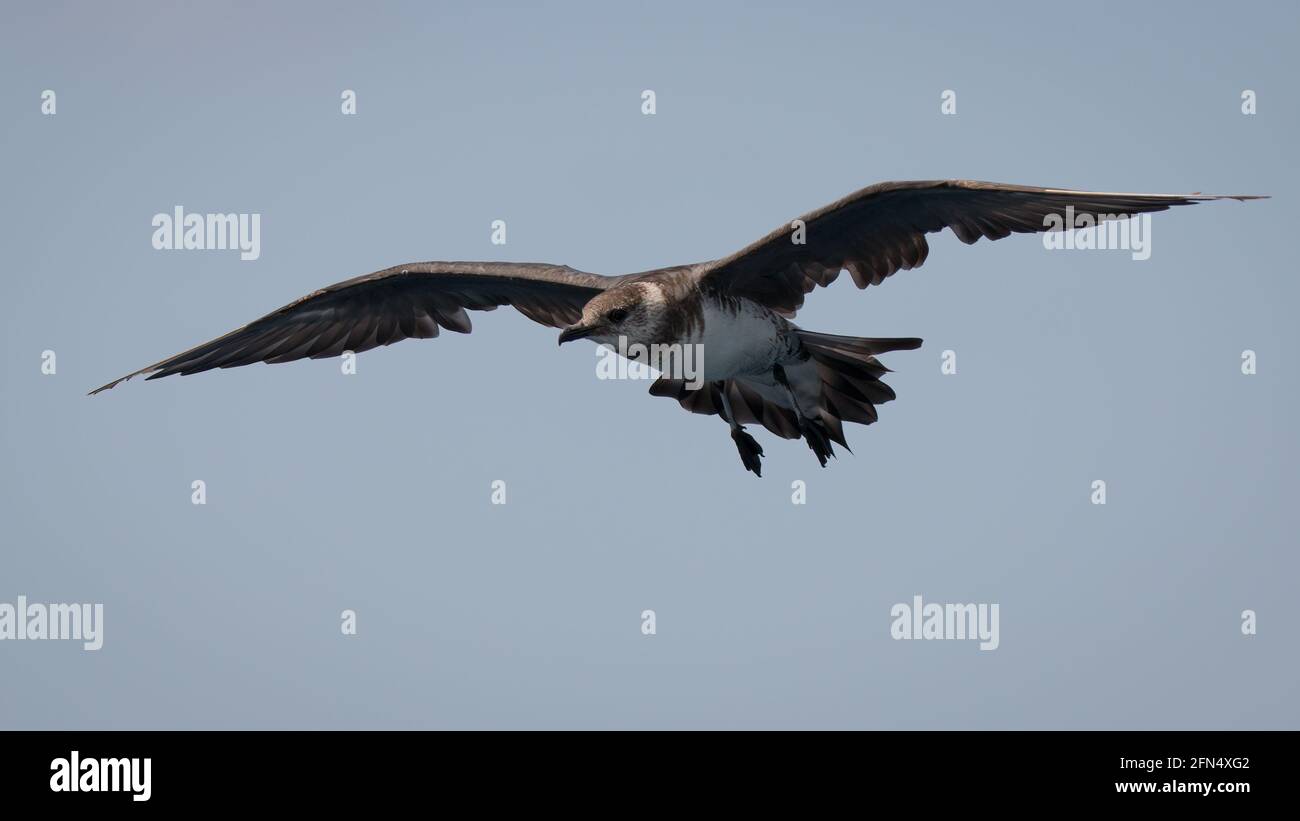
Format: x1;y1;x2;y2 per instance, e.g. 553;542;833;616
90;261;622;394
697;180;1265;314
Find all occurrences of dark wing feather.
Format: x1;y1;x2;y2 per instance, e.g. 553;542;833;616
697;179;1265;314
90;261;621;394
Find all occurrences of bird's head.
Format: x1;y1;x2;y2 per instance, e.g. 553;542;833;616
558;282;668;349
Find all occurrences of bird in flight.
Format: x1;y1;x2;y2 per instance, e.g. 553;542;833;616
92;180;1262;476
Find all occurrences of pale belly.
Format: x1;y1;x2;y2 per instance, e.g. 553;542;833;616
690;299;795;381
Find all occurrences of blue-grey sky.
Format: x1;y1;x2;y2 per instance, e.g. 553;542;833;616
1;0;1295;728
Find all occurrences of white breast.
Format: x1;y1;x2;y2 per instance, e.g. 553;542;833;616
693;298;790;381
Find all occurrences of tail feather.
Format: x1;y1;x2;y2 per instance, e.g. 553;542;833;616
797;329;921;441
796;330;922;361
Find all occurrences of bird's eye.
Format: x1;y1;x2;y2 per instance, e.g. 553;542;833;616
607;308;629;323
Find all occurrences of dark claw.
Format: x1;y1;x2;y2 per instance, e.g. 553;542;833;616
730;426;764;477
799;418;834;468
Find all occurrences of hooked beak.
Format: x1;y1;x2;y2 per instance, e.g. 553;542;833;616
557;324;598;346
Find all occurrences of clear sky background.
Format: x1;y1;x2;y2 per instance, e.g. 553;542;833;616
1;0;1295;728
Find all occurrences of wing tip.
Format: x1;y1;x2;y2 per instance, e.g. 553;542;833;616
88;378;125;396
1185;192;1270;202
87;369;152;395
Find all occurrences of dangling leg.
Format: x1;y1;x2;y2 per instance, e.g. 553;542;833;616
773;364;834;467
715;380;764;477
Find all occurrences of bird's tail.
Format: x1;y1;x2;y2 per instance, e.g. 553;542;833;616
649;330;922;447
794;330;923;359
792;330;922;443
